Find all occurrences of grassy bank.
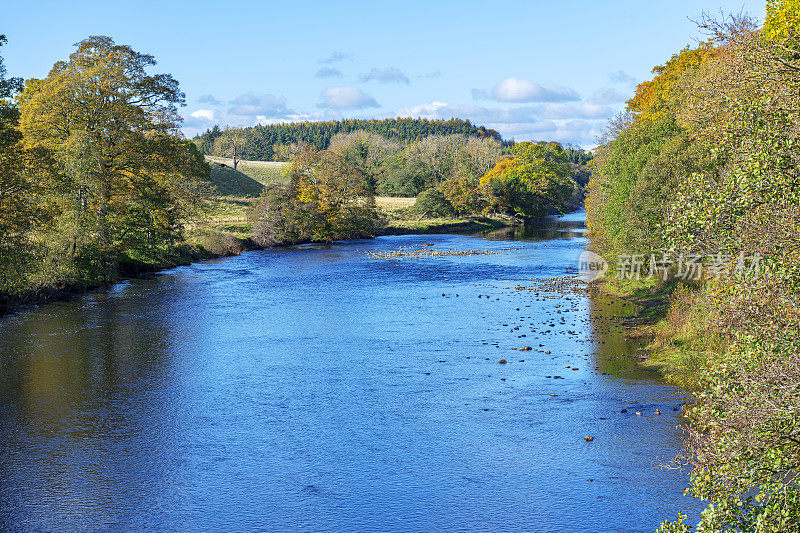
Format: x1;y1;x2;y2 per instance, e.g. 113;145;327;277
0;227;258;316
592;276;718;389
381;216;511;235
1;159;512;315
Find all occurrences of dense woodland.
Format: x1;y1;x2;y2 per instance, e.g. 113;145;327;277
193;118;503;161
586;1;800;530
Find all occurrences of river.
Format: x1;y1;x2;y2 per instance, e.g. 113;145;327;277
0;213;702;532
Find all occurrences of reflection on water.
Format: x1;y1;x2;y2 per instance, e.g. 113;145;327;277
0;213;699;532
485;212;588;242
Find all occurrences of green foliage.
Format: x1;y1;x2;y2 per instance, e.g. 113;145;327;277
0;35;212;303
192;118;503;160
764;0;800;44
377;134;502;197
439;176;488;216
328;131;401;192
588;7;800;531
0;34;35;297
249;149;385;245
563;144;594;166
413;187;455;218
481;142;575;218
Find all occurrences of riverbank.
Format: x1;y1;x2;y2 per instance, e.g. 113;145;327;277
589;276;711;388
380;216;513;236
0;212;516;317
0;229;260;317
0;217;701;531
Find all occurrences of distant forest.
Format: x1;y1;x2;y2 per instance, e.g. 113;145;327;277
192;118;504;160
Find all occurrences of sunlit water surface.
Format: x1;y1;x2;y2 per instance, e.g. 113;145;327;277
0;214;702;532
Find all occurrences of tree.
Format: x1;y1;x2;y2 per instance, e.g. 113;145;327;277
327;131;401;192
17;36;209;279
0;34;34;295
439;176;487;216
407;135;465;187
250;148;384;244
480;142;575;218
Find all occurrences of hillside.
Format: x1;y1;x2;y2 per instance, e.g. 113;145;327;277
206;156;287;187
205;159;265;198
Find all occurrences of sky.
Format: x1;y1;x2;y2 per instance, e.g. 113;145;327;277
4;0;766;147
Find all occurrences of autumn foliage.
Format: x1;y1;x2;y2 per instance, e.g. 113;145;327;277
587;2;800;529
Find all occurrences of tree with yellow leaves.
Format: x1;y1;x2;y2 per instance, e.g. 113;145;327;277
480;142;575;218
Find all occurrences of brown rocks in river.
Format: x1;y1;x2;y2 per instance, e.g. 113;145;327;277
521;346;532;351
584;436;594;442
498;359;507;364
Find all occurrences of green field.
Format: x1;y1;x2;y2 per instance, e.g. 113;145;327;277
206;157;288;188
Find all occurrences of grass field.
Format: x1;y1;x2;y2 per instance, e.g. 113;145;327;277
206;156;288;186
375;196;416;213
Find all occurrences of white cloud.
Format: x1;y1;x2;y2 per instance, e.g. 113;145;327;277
360;67;410;84
228;93;293;118
190;109;216;121
181;93;297;137
539;102;615;120
474;78;580;103
318;86;379;109
392;100;605;147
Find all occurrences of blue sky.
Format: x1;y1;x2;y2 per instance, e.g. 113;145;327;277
4;0;765;147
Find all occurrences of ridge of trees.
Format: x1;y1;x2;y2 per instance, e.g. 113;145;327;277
192;118;503;161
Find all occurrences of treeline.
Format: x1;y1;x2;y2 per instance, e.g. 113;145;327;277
192;118;503;161
586;1;800;530
0;36;212;306
246;132;580;246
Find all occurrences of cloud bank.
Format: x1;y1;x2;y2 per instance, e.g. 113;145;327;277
473;78;580;103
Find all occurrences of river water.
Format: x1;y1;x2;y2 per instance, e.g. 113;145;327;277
0;213;702;532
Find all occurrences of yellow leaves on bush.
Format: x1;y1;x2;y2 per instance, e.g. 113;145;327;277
765;0;800;43
286;149;382;242
479;142;574;218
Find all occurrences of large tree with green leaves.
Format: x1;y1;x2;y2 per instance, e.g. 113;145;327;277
0;35;36;296
17;36;209;279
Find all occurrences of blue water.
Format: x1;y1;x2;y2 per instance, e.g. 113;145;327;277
0;216;702;532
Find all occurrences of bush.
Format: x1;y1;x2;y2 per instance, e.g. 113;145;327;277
412;187;454;218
